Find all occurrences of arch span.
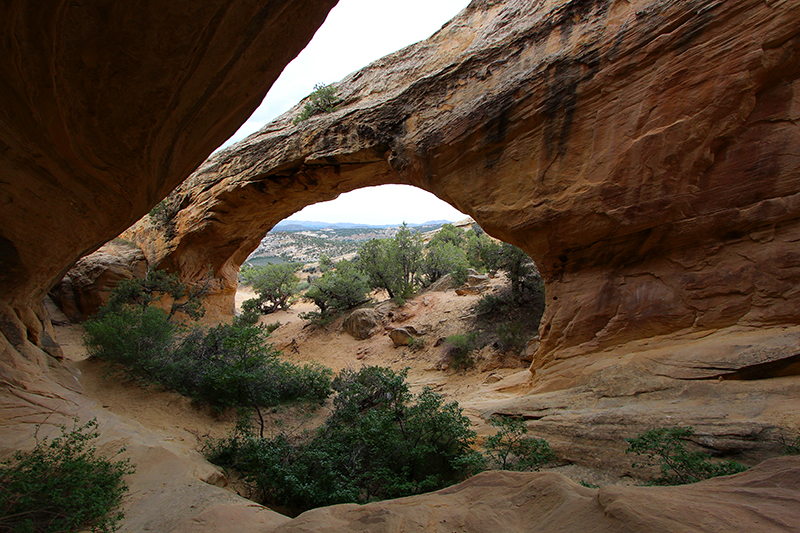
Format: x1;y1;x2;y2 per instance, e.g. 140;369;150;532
124;0;800;375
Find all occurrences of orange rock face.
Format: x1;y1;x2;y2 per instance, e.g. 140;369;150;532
0;0;338;378
125;0;800;371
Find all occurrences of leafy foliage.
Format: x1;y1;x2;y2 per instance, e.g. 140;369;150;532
240;263;300;315
482;243;540;304
205;367;480;514
483;416;554;471
84;271;333;416
293;83;341;124
0;419;134;533
304;260;370;316
445;331;481;369
421;240;469;286
496;321;529;354
357;223;423;299
428;223;465;248
100;269;208;322
626;427;748;485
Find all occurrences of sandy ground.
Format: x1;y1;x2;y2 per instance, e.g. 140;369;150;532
52;278;527;449
51;306;239;448
50;278;634;491
236;281;533;434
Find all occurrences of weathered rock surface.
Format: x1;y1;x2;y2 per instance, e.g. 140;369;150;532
274;458;800;533
4;0;800;530
342;308;382;340
122;0;800;377
427;273;457;292
50;241;148;322
0;0;338;369
467;273;490;286
389;326;416;347
0;2;340;531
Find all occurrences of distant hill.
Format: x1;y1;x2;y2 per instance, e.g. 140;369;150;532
271;219;456;232
247;219;468;265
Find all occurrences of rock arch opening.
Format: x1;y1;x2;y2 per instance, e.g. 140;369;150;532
117;0;800;376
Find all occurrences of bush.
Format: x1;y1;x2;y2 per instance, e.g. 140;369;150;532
205;367;479;514
496;321;529;354
304;261;369;316
445;332;481;370
0;419;134;533
482;243;541;304
101;269;208;322
483;416;554;471
84;273;333;415
421;240;469;286
357;224;422;299
626;427;748;485
171;322;332;413
293;83;341;124
239;263;299;315
84;305;177;380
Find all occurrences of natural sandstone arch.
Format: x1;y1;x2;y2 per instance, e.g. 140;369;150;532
0;0;337;383
124;0;800;379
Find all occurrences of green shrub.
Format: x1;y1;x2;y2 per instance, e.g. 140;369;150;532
304;261;369;317
483;416;554;471
407;337;425;351
170;322;332;412
445;331;481;369
84;273;333;414
625;427;748;485
421;240;469;286
482;243;541;304
357;223;423;299
239;263;299;315
0;419;134;533
100;269;208;322
474;293;509;316
293;83;341;124
205;367;479;514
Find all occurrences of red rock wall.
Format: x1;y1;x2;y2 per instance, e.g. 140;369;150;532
0;0;338;380
124;0;800;367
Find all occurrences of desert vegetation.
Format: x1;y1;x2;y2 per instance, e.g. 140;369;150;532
0;419;133;533
83;271;332;426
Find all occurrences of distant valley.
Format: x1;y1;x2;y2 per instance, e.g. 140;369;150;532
246;220;462;265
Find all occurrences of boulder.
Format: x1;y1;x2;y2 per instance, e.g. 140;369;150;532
342;309;382;340
428;273;457;292
389;327;415;347
467;274;490;287
456;286;488;296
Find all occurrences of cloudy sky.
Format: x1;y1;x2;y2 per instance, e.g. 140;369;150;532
218;0;472;225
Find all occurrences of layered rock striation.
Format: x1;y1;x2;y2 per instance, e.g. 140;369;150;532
0;0;338;381
124;0;800;376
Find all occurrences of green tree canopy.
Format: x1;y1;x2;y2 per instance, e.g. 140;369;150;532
240;263;299;315
357;223;422;299
305;260;370;316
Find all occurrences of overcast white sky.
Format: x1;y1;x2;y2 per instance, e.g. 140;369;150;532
218;0;472;225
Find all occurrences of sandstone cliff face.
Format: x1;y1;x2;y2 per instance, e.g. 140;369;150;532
0;0;338;380
124;0;800;376
0;1;338;529
50;240;148;322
